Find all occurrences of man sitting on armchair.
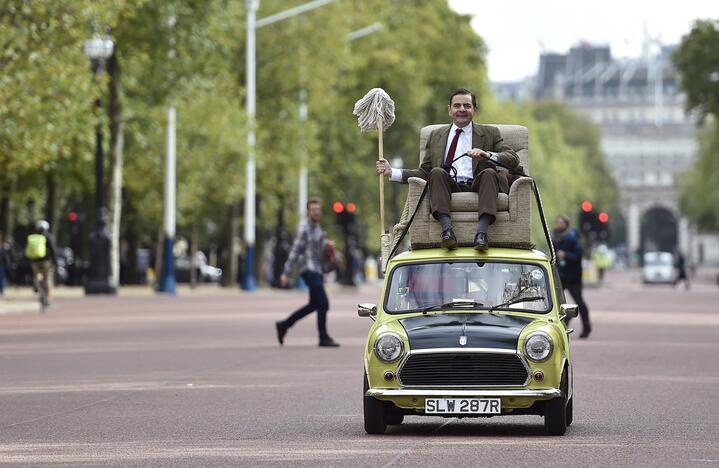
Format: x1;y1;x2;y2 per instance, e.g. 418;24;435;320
376;88;520;250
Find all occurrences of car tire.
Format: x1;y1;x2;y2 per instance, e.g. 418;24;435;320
544;372;568;436
363;372;387;434
565;396;573;427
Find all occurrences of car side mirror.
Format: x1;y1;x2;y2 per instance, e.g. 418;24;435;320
358;303;377;319
560;304;579;321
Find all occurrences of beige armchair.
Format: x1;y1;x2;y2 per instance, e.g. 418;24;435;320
392;124;533;251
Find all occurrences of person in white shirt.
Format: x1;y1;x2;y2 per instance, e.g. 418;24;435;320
376;88;519;250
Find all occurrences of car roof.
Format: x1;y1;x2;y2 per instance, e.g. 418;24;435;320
389;247;550;265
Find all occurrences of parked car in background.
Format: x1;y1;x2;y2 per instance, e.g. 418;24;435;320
175;252;222;283
642;251;674;284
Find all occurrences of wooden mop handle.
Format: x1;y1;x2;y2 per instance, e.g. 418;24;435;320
377;116;386;234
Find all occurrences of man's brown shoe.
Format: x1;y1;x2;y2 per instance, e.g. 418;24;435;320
441;228;458;250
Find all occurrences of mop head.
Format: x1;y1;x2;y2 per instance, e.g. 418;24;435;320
353;88;395;132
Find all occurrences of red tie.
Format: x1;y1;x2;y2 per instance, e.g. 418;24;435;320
445;128;463;166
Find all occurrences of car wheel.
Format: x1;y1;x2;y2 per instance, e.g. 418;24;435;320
565;396;573;427
544;372;568;436
363;372;387;434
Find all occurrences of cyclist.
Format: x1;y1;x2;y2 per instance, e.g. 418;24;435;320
25;220;58;308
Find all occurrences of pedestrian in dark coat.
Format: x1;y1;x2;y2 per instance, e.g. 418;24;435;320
674;252;690;290
552;215;592;338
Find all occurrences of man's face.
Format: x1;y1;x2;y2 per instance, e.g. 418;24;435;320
308;203;321;223
555;217;569;232
447;93;476;127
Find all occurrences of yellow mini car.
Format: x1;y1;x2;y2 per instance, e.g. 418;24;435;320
359;247;578;435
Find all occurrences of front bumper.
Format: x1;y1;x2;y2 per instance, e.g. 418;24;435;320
365;388;562;398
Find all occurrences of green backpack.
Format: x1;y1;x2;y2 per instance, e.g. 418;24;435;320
26;234;47;260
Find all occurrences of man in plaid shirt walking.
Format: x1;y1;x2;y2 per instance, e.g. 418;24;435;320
276;198;340;347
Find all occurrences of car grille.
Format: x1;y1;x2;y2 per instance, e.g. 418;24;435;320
398;352;529;387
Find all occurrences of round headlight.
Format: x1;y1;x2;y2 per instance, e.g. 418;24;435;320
374;333;404;362
524;332;553;362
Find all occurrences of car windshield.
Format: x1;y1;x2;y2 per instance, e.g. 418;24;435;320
643;252;673;267
384;261;551;314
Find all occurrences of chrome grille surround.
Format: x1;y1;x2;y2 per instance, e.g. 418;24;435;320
397;348;531;388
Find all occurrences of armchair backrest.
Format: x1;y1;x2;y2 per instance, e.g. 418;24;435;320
419;124;530;175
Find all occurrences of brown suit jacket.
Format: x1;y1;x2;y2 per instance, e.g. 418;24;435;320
400;123;520;193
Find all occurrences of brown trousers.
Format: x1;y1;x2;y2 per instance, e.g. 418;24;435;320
428;167;502;221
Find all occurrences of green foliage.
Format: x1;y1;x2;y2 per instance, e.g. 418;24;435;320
673;19;719;234
679;122;719;232
3;0;621;263
0;2;96;176
673;19;719;121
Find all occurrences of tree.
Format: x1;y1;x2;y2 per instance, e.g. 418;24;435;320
679;122;719;232
674;19;719;234
0;2;97;235
673;19;719;122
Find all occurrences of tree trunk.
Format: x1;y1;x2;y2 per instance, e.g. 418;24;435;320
221;203;239;288
107;52;124;288
1;175;17;239
45;170;60;239
190;219;199;289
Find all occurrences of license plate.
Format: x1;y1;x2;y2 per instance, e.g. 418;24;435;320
425;398;501;414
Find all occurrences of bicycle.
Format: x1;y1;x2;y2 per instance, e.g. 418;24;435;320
31;261;51;312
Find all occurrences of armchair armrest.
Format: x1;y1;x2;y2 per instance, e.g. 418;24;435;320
407;177;429;219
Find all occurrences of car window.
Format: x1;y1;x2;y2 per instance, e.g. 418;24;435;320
384;261;551;314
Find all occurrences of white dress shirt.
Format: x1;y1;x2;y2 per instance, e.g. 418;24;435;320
443;123;473;183
390;122;497;183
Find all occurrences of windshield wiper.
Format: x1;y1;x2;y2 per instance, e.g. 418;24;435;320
487;296;546;314
420;300;484;314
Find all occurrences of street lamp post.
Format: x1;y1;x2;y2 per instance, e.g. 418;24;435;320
242;0;338;291
84;32;116;295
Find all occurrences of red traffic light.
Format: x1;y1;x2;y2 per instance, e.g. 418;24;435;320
332;201;344;214
581;200;593;213
347;202;356;213
68;212;79;222
598;212;609;223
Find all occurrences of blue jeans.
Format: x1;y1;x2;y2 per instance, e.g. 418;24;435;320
282;271;329;339
0;265;5;294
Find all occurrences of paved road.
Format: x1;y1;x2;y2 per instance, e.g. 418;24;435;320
0;270;717;467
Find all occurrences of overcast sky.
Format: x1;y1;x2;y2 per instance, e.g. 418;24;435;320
448;0;717;82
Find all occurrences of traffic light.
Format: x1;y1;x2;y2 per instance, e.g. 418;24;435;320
597;212;609;241
67;211;82;285
334;201;358;236
333;200;359;285
578;200;595;235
